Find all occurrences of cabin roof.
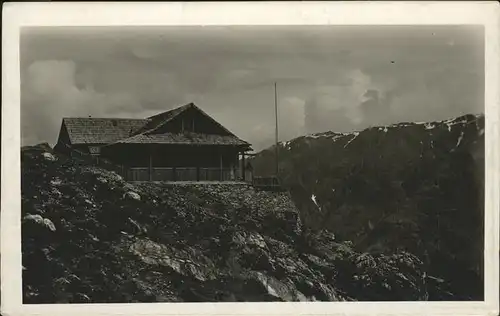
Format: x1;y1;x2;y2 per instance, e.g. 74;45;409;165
107;132;250;147
60;102;250;147
135;102;237;137
132;103;192;135
62;117;148;144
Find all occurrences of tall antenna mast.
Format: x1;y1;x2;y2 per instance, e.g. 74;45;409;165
274;82;279;177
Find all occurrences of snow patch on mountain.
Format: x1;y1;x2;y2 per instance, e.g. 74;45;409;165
344;132;360;148
331;135;345;142
302;114;483;149
306;131;352;141
456;131;465;148
424;123;435;130
280;141;292;150
311;194;319;207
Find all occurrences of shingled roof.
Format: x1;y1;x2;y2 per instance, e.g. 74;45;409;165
132;103;192;135
63;118;148;144
61;103;251;148
133;103;238;138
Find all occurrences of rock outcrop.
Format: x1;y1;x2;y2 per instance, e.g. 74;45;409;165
22;144;427;303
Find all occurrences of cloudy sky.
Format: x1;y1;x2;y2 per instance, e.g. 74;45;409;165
20;25;484;151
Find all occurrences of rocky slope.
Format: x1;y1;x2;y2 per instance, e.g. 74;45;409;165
250;113;485;300
22;144;432;303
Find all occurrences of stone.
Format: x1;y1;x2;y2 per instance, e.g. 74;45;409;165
42;152;57;161
124;191;141;201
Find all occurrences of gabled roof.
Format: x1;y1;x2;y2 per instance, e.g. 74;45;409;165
60;102;251;149
62;117;148;144
132;103;192;135
136;102;238;137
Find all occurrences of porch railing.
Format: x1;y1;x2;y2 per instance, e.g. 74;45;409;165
252;176;285;191
126;167;241;182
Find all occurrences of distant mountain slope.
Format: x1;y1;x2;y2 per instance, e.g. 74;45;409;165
22;144;431;303
250;114;485;300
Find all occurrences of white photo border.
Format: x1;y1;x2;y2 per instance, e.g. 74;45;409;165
2;2;499;316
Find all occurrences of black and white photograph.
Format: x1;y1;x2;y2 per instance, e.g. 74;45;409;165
2;2;499;316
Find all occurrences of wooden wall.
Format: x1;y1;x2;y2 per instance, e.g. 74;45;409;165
102;144;242;169
53;122;104;157
53;123;72;154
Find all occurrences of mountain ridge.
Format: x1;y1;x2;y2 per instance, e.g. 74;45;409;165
250;112;485;300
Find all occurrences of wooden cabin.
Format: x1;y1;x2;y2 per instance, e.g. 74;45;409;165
54;103;253;182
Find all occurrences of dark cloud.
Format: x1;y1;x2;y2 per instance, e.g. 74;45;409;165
20;25;484;150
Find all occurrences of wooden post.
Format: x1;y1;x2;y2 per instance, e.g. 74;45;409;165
149;146;153;181
234;150;238;180
220;153;223;181
275;82;279;177
242;152;246;181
